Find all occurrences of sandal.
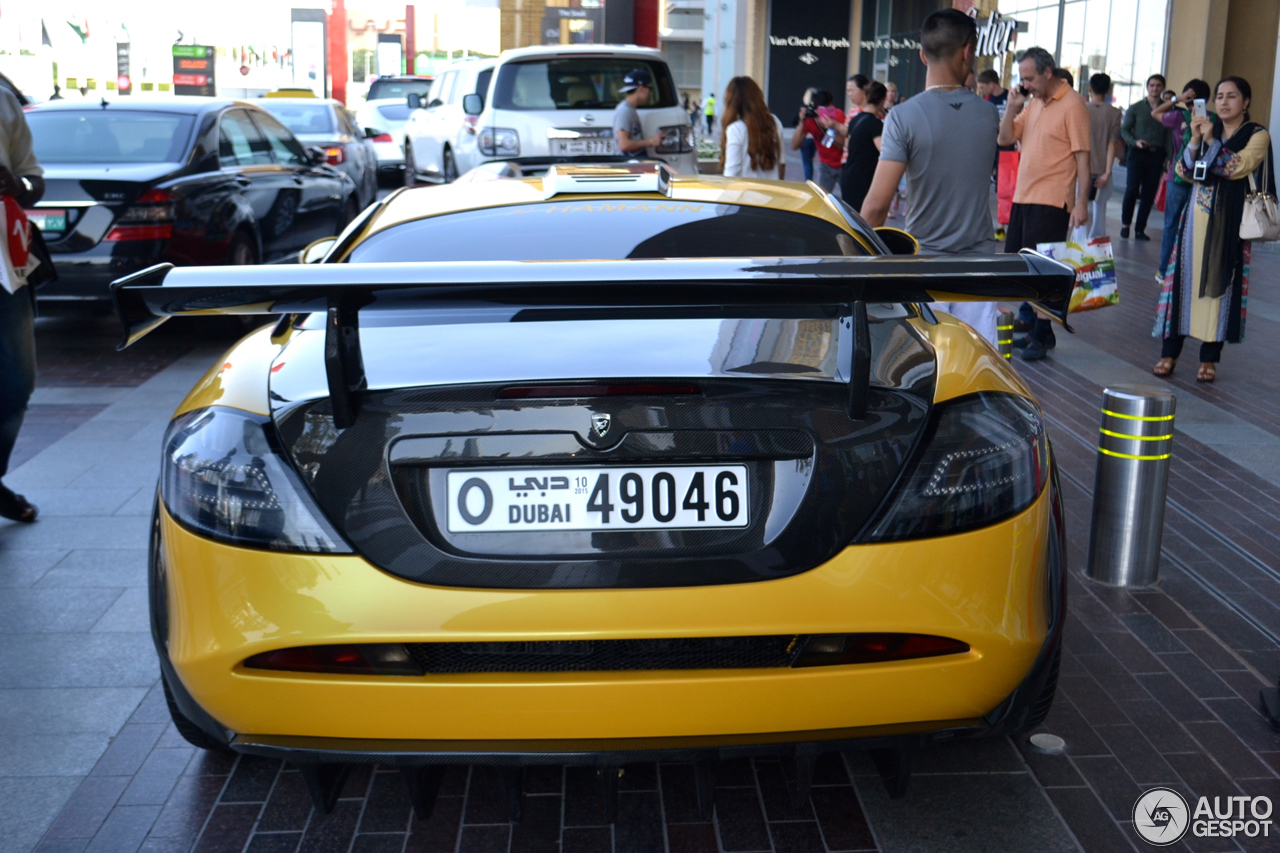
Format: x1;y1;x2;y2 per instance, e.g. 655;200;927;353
0;484;37;523
1152;357;1176;377
1197;363;1216;383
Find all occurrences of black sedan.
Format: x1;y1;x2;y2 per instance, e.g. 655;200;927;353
26;98;360;301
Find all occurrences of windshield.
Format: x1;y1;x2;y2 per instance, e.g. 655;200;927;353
348;202;864;262
258;103;334;136
367;78;433;100
28;110;194;164
492;59;677;110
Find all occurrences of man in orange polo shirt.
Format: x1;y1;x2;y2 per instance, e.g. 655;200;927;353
998;46;1091;361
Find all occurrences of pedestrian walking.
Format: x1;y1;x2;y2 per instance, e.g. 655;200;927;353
998;46;1091;361
790;89;842;190
796;88;819;183
978;69;1013;240
1085;73;1123;239
838;81;886;210
0;84;47;523
719;76;785;180
1153;76;1273;383
884;82;899;110
845;74;869;114
612;69;665;157
704;93;716;134
1152;79;1215;279
860;8;1001;345
1119;74;1170;240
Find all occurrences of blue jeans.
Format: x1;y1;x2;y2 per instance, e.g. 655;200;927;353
800;136;816;183
0;286;35;477
1159;179;1192;277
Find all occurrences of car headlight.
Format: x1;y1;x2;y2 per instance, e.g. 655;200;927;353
863;393;1049;541
479;127;520;157
656;124;694;153
160;407;350;553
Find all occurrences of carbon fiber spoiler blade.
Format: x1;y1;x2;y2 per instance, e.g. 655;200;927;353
112;252;1074;427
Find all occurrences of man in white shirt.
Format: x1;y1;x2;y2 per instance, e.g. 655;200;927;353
0;84;45;522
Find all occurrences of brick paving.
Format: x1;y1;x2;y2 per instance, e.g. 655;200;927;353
7;185;1280;852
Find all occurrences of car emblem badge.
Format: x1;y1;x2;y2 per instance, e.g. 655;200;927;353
799;52;819;65
581;114;596;126
591;413;611;438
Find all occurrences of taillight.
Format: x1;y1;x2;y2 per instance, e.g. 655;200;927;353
325;146;346;165
791;633;970;667
464;115;479;135
244;644;423;675
371;132;394;143
108;188;175;240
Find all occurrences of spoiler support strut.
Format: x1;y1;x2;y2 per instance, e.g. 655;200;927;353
324;293;369;429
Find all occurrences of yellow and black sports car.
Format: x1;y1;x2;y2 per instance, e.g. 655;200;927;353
115;164;1074;817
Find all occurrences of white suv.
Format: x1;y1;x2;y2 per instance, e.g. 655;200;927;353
402;59;496;184
469;44;696;176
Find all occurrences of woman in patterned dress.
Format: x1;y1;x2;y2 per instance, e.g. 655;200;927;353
1153;77;1274;382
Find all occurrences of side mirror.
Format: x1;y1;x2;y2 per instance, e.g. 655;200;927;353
298;237;337;264
462;93;483;116
363;126;380;139
407;93;422;109
306;146;327;165
428;98;444;109
874;226;919;256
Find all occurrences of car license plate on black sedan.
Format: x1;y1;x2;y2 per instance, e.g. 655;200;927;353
446;466;748;533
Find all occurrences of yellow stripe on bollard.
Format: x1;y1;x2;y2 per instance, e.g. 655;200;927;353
1096;446;1172;461
1100;408;1175;422
1098;427;1173;442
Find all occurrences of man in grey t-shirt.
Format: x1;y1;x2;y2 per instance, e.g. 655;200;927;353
613;68;664;157
860;10;1000;344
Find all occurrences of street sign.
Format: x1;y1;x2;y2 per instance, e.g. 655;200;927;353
116;43;131;96
173;45;216;96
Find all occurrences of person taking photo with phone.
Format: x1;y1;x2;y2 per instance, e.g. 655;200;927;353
1119;74;1170;240
997;46;1091;361
1153;76;1274;383
1152;79;1217;280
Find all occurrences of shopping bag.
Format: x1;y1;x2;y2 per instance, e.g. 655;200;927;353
1036;236;1119;313
1154;177;1167;213
997;150;1018;225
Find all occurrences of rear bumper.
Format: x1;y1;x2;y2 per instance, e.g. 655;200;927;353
154;474;1064;753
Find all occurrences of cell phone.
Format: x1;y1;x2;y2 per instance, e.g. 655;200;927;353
1017;85;1030;97
1193;160;1208;182
1193;98;1207;119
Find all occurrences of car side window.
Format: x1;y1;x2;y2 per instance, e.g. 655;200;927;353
253;112;308;166
219;110;273;167
439;72;458;105
475;69;493;98
338;108;359;138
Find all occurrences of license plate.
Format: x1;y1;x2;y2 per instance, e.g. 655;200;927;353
551;138;617;157
446;466;748;533
26;209;66;233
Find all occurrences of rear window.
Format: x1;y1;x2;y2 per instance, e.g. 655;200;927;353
348;202;865;262
377;104;412;122
28;110;194;164
492;59;677;110
367;78;433;100
259;103;334;135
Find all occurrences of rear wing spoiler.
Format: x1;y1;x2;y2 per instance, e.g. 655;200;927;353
112;253;1074;427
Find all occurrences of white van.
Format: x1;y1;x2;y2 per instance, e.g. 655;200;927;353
465;44;697;177
401;59;497;184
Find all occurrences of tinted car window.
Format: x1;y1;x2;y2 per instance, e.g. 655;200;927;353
259;103;334;135
367;78;433;100
219;110;273;167
493;59;677;110
252;112;308;166
348;203;865;262
29;110;194;163
475;69;493;98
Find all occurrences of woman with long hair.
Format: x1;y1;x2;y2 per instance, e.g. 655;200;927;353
1153;76;1274;382
719;76;785;180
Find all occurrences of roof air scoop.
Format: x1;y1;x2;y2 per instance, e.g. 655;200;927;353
542;163;673;199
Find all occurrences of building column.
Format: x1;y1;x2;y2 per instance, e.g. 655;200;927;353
1167;0;1279;130
702;0;747;108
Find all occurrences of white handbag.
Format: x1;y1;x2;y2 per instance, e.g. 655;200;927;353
1240;157;1280;242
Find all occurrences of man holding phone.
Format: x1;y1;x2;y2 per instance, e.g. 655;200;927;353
1152;79;1215;279
997;46;1091;361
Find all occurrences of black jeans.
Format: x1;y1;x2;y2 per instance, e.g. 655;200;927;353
1121;146;1166;233
1161;335;1225;364
1007;202;1071;343
0;286;36;477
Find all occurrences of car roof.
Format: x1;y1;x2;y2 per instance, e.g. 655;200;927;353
256;98;340;107
372;75;433;82
498;44;666;63
27;96;251;115
345;176;878;256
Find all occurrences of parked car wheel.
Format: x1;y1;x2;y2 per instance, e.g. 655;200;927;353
227;230;258;266
442;147;458;184
403;141;420;187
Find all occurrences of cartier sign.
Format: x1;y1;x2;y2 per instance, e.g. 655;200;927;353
975;11;1018;56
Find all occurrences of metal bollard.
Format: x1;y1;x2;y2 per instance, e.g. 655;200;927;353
1086;386;1176;586
996;310;1014;360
